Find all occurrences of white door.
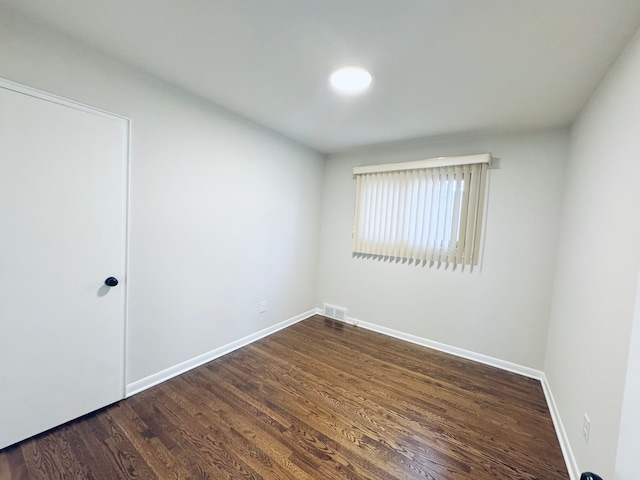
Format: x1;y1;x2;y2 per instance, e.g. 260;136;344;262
0;80;128;450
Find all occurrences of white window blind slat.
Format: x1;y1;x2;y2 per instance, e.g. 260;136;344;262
464;164;480;265
404;171;418;259
448;166;463;264
455;164;471;265
372;173;382;253
378;173;388;255
426;169;438;262
389;172;398;256
353;174;363;252
396;172;406;257
415;171;425;260
420;170;429;259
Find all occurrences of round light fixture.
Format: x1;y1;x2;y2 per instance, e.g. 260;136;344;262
329;66;372;94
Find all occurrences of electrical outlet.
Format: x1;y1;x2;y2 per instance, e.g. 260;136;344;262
259;301;266;313
582;414;591;443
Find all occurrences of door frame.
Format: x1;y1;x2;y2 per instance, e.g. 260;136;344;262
0;77;131;398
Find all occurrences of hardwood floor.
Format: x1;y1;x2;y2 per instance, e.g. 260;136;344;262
0;315;569;479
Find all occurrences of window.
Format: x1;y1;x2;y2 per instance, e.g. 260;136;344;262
352;153;490;266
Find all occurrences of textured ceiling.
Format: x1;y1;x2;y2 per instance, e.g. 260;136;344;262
3;0;640;152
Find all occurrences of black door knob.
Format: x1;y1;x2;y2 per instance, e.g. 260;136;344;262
581;473;603;480
104;277;119;287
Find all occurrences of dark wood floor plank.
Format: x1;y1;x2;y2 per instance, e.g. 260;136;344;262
166;374;313;480
96;412;158;480
230;340;509;479
69;413;133;480
127;391;232;479
141;384;274;480
182;368;322;480
0;315;569;479
211;359;415;480
242;343;474;472
288;320;539;420
273;320;566;477
219;344;465;479
15;427;90;480
0;443;30;480
199;363;379;480
107;401;192;479
248;335;506;465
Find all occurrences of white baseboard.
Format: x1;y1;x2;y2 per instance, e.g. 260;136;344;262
348;315;543;379
540;374;580;480
339;313;579;480
125;309;318;397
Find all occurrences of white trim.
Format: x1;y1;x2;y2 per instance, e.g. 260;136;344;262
540;374;580;480
0;77;129;122
348;315;542;378
338;313;578;479
121;118;132;400
352;153;491;175
125;309;318;397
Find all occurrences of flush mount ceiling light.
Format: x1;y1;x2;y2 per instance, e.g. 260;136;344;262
329;66;372;94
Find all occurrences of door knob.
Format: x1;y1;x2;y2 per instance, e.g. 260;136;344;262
580;474;603;480
104;277;119;287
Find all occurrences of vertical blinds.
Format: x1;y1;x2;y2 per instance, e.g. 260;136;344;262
352;154;490;266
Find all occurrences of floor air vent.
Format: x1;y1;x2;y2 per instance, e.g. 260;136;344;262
323;303;347;322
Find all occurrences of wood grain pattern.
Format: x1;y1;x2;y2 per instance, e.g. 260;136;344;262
0;315;568;479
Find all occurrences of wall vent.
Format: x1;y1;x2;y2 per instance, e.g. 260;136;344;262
323;303;348;322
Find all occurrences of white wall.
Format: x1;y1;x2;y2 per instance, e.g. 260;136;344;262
317;130;568;369
0;8;324;384
544;27;640;479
